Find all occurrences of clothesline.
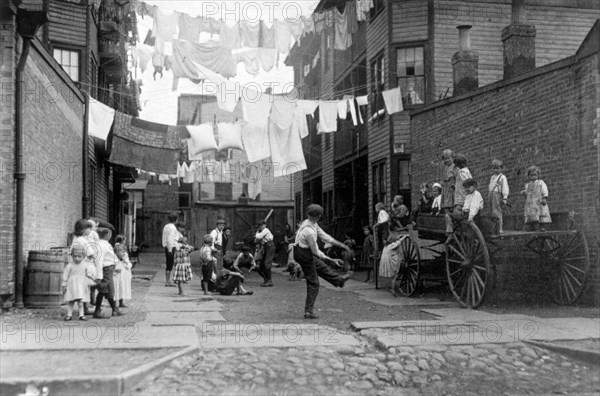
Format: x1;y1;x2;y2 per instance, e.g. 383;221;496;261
135;0;373;83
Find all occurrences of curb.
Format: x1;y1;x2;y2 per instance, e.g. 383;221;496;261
525;340;600;366
0;345;199;396
120;344;198;394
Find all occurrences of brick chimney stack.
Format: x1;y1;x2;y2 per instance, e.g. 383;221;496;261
502;0;536;79
452;25;479;96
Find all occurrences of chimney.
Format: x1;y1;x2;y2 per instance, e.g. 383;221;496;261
502;0;536;79
452;25;479;96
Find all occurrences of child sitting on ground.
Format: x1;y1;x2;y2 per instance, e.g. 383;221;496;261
445;178;483;241
216;259;253;296
172;236;194;296
233;245;257;273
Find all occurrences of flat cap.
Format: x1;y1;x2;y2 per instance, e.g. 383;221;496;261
307;204;324;217
216;219;226;224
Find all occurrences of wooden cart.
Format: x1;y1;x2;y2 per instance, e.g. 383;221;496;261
391;213;591;309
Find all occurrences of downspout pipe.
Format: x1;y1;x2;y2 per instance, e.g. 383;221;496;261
14;10;48;308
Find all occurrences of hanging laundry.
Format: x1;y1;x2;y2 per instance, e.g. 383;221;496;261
301;15;315;36
337;99;348;120
355;98;364;124
240;21;260;48
237;49;260;76
178;13;202;43
273;19;291;55
247;174;262;200
216;80;241;113
242;91;273;126
186;139;204;161
356;0;366;22
270;95;297;130
347;0;359;34
152;7;178;42
186;123;218;155
182;161;196;183
136;46;153;73
314;12;325;34
158;173;172;183
317;100;338;133
217;122;244;151
163;55;173;71
268;117;307;178
259;48;277;72
109;136;179;174
172;40;236;78
143;29;155;46
208;18;222;36
334;7;352;51
356;95;368;106
88;95;115;140
291;104;309;139
219;22;241;49
381;87;404;115
297;99;319;117
177;161;188;178
343;95;358;126
112;111;180;149
140;2;154;19
259;21;276;48
288;19;304;42
241;123;270;163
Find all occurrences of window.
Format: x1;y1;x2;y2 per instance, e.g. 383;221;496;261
370;0;385;19
372;161;386;207
397;47;425;105
371;53;385;116
53;48;80;82
397;158;411;190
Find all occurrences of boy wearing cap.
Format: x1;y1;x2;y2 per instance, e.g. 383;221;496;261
210;219;226;270
445;178;484;240
431;183;443;215
293;204;352;319
255;220;275;287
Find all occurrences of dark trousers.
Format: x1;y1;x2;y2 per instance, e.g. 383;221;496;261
257;240;275;282
294;246;345;314
95;265;117;312
164;247;175;271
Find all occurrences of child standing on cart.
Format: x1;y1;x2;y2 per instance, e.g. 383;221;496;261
445;178;484;241
521;165;551;231
488;159;510;234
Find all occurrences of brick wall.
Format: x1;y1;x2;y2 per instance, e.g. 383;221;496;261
410;44;599;303
21;42;84;252
0;8;17;299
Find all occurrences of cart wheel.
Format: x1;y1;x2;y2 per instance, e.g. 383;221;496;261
535;232;590;305
445;221;491;309
394;236;420;297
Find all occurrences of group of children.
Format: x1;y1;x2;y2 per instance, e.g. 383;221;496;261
429;149;552;235
63;219;132;321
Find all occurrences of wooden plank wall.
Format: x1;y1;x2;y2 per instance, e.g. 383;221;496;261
48;1;87;47
391;0;429;42
433;0;600;100
320;25;335;193
366;5;391;223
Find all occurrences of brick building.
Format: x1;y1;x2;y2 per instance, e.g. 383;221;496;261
410;20;600;303
0;0;137;308
286;0;599;242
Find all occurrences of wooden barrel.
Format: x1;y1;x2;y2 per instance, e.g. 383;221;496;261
24;248;69;307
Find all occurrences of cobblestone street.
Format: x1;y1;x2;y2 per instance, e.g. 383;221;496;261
134;342;600;395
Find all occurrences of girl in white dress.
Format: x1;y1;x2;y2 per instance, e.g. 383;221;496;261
63;245;94;321
114;235;133;307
